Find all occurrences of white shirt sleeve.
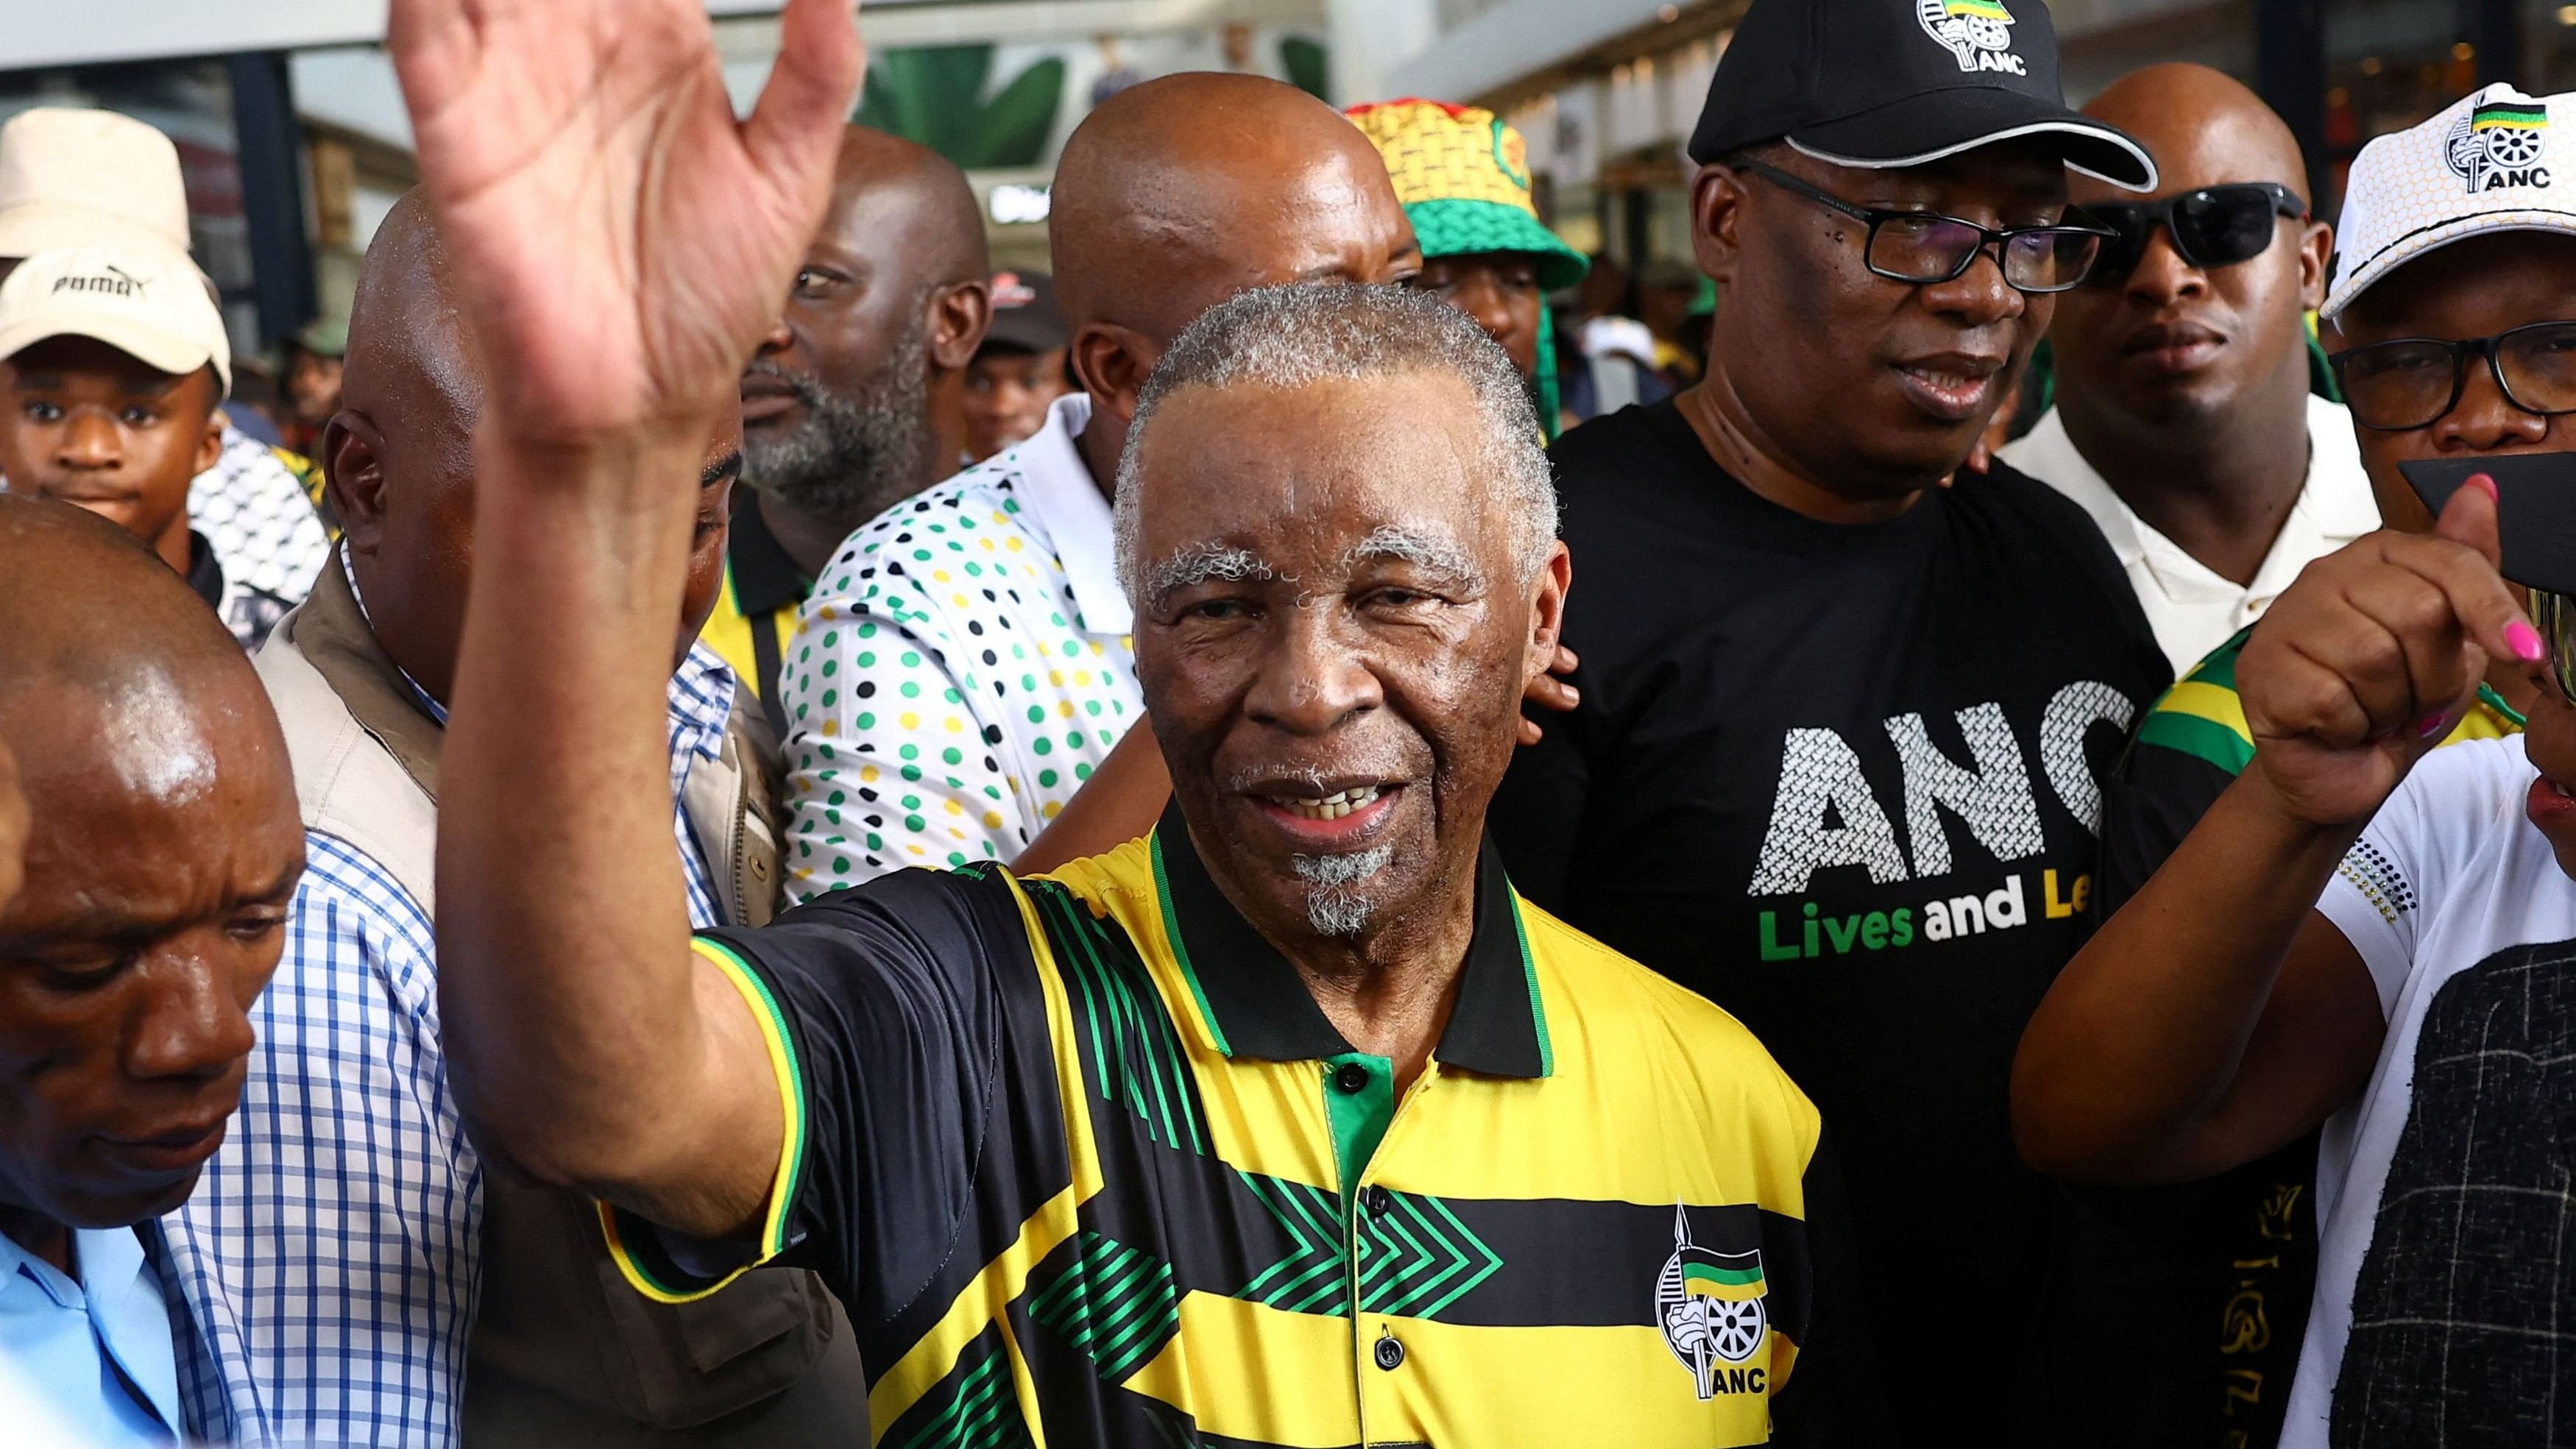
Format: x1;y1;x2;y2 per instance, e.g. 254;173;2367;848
2313;737;2528;1016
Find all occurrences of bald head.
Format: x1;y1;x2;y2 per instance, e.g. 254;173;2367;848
331;189;737;704
0;497;300;1237
828;127;988;290
2078;64;2309;208
1051;72;1419;344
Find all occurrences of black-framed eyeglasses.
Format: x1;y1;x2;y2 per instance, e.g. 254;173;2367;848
2326;321;2576;432
1734;159;2113;294
2077;183;2308;285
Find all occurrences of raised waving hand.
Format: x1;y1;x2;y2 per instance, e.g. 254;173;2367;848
389;0;863;446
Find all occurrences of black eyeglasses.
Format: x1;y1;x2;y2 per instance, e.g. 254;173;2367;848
2078;183;2308;285
1735;160;2113;294
2527;590;2576;709
2327;321;2576;431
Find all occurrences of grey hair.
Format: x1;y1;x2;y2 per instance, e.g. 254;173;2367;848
1111;283;1559;605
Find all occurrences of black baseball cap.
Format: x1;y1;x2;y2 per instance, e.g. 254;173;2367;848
983;269;1067;354
1690;0;2156;191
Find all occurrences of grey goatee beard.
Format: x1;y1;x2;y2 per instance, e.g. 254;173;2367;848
1292;846;1394;938
741;308;934;529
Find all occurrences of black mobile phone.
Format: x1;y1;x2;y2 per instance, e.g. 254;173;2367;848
2399;453;2576;595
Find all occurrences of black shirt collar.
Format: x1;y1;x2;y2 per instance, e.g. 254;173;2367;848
1148;803;1551;1078
184;530;223;610
726;489;812;617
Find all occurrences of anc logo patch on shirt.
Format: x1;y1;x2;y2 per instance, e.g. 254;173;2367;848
1657;1203;1772;1400
1916;0;2025;74
2445;99;2551;194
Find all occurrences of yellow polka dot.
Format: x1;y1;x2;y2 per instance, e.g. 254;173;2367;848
945;717;964;734
1075;670;1091;686
1090;642;1106;656
900;711;921;729
1058;701;1075;718
821;719;838;737
953;594;969;607
944;800;963;816
949;828;965;842
983;811;1003;829
819;606;837;622
907;844;924;856
1007;538;1025;553
860;765;880;782
1049;670;1065;687
1041;801;1063;820
981;539;997;552
991;510;1011;525
933;570;951;583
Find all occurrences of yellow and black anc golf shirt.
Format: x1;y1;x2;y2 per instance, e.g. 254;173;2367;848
601;809;1866;1446
698;487;810;739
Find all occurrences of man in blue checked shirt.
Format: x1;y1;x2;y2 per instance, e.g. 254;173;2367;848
157;194;868;1446
0;497;306;1448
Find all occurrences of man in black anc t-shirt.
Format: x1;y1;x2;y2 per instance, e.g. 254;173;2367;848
1489;0;2171;1438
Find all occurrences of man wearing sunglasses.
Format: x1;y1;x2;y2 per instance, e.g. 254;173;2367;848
2016;84;2576;1448
2002;65;2357;681
1486;0;2171;1438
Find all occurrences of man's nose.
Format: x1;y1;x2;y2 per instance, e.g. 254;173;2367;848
756;312;792;356
124;946;258;1085
1457;280;1517;347
2435;357;2553;452
56;411;121;469
1917;243;2026;329
2123;227;2207;308
1242;603;1384;735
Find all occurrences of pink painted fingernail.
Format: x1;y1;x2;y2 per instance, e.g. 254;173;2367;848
2417;714;2450;738
2467;471;2499;500
2508;620;2547;662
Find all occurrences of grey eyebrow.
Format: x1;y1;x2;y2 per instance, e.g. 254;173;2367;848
1342;525;1482;586
1144;545;1270;605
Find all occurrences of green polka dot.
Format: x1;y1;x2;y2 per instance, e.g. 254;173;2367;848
1085;700;1101;716
1027;705;1045;723
858;622;877;638
944;688;962;704
903;765;924;782
906;814;927;832
866;832;883;850
1034;738;1053;756
1064;731;1083;748
1021;673;1037;690
1075;763;1093;782
899;681;920;698
942;746;963;765
1061;641;1080;657
899;743;919;760
901;651;921;667
827;790;844;806
834;858;849;876
912;548;932;561
966;562;984;577
948;851;969;866
823;631;839;648
1038;768;1059;787
1097;730;1114;745
825;809;841;825
857;651;875;667
821;659;838;678
902;793;921;809
821;689;837;706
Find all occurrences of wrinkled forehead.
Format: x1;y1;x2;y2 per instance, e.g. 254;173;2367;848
1129;374;1500;592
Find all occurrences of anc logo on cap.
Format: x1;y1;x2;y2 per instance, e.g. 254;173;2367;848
1656;1204;1769;1401
1917;0;2025;76
2445;99;2551;194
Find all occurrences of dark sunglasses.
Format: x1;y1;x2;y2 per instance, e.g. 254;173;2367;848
1735;160;2113;294
2328;321;2576;432
2078;183;2308;285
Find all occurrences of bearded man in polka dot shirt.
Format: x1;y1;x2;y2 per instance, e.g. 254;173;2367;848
778;71;1425;895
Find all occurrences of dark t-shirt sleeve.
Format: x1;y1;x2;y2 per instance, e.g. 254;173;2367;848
601;865;1029;1314
1770;1127;1894;1445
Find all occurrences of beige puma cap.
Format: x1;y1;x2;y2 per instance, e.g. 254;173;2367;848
0;243;230;396
0;107;191;259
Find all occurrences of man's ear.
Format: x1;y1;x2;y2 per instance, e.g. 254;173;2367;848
1691;163;1748;289
193;402;224;477
2297;217;2332;313
324;410;391;556
1069;321;1161;427
1526;539;1571;681
927;278;994;372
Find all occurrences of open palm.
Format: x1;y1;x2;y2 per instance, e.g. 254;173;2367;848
389;0;863;442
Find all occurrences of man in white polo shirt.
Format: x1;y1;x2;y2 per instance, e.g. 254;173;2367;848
2003;64;2368;678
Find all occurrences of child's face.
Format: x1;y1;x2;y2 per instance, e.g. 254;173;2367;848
0;336;222;557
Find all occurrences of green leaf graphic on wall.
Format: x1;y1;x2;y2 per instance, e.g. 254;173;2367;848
856;44;1067;169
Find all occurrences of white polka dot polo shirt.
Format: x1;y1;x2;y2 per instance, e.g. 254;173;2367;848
779;393;1142;899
